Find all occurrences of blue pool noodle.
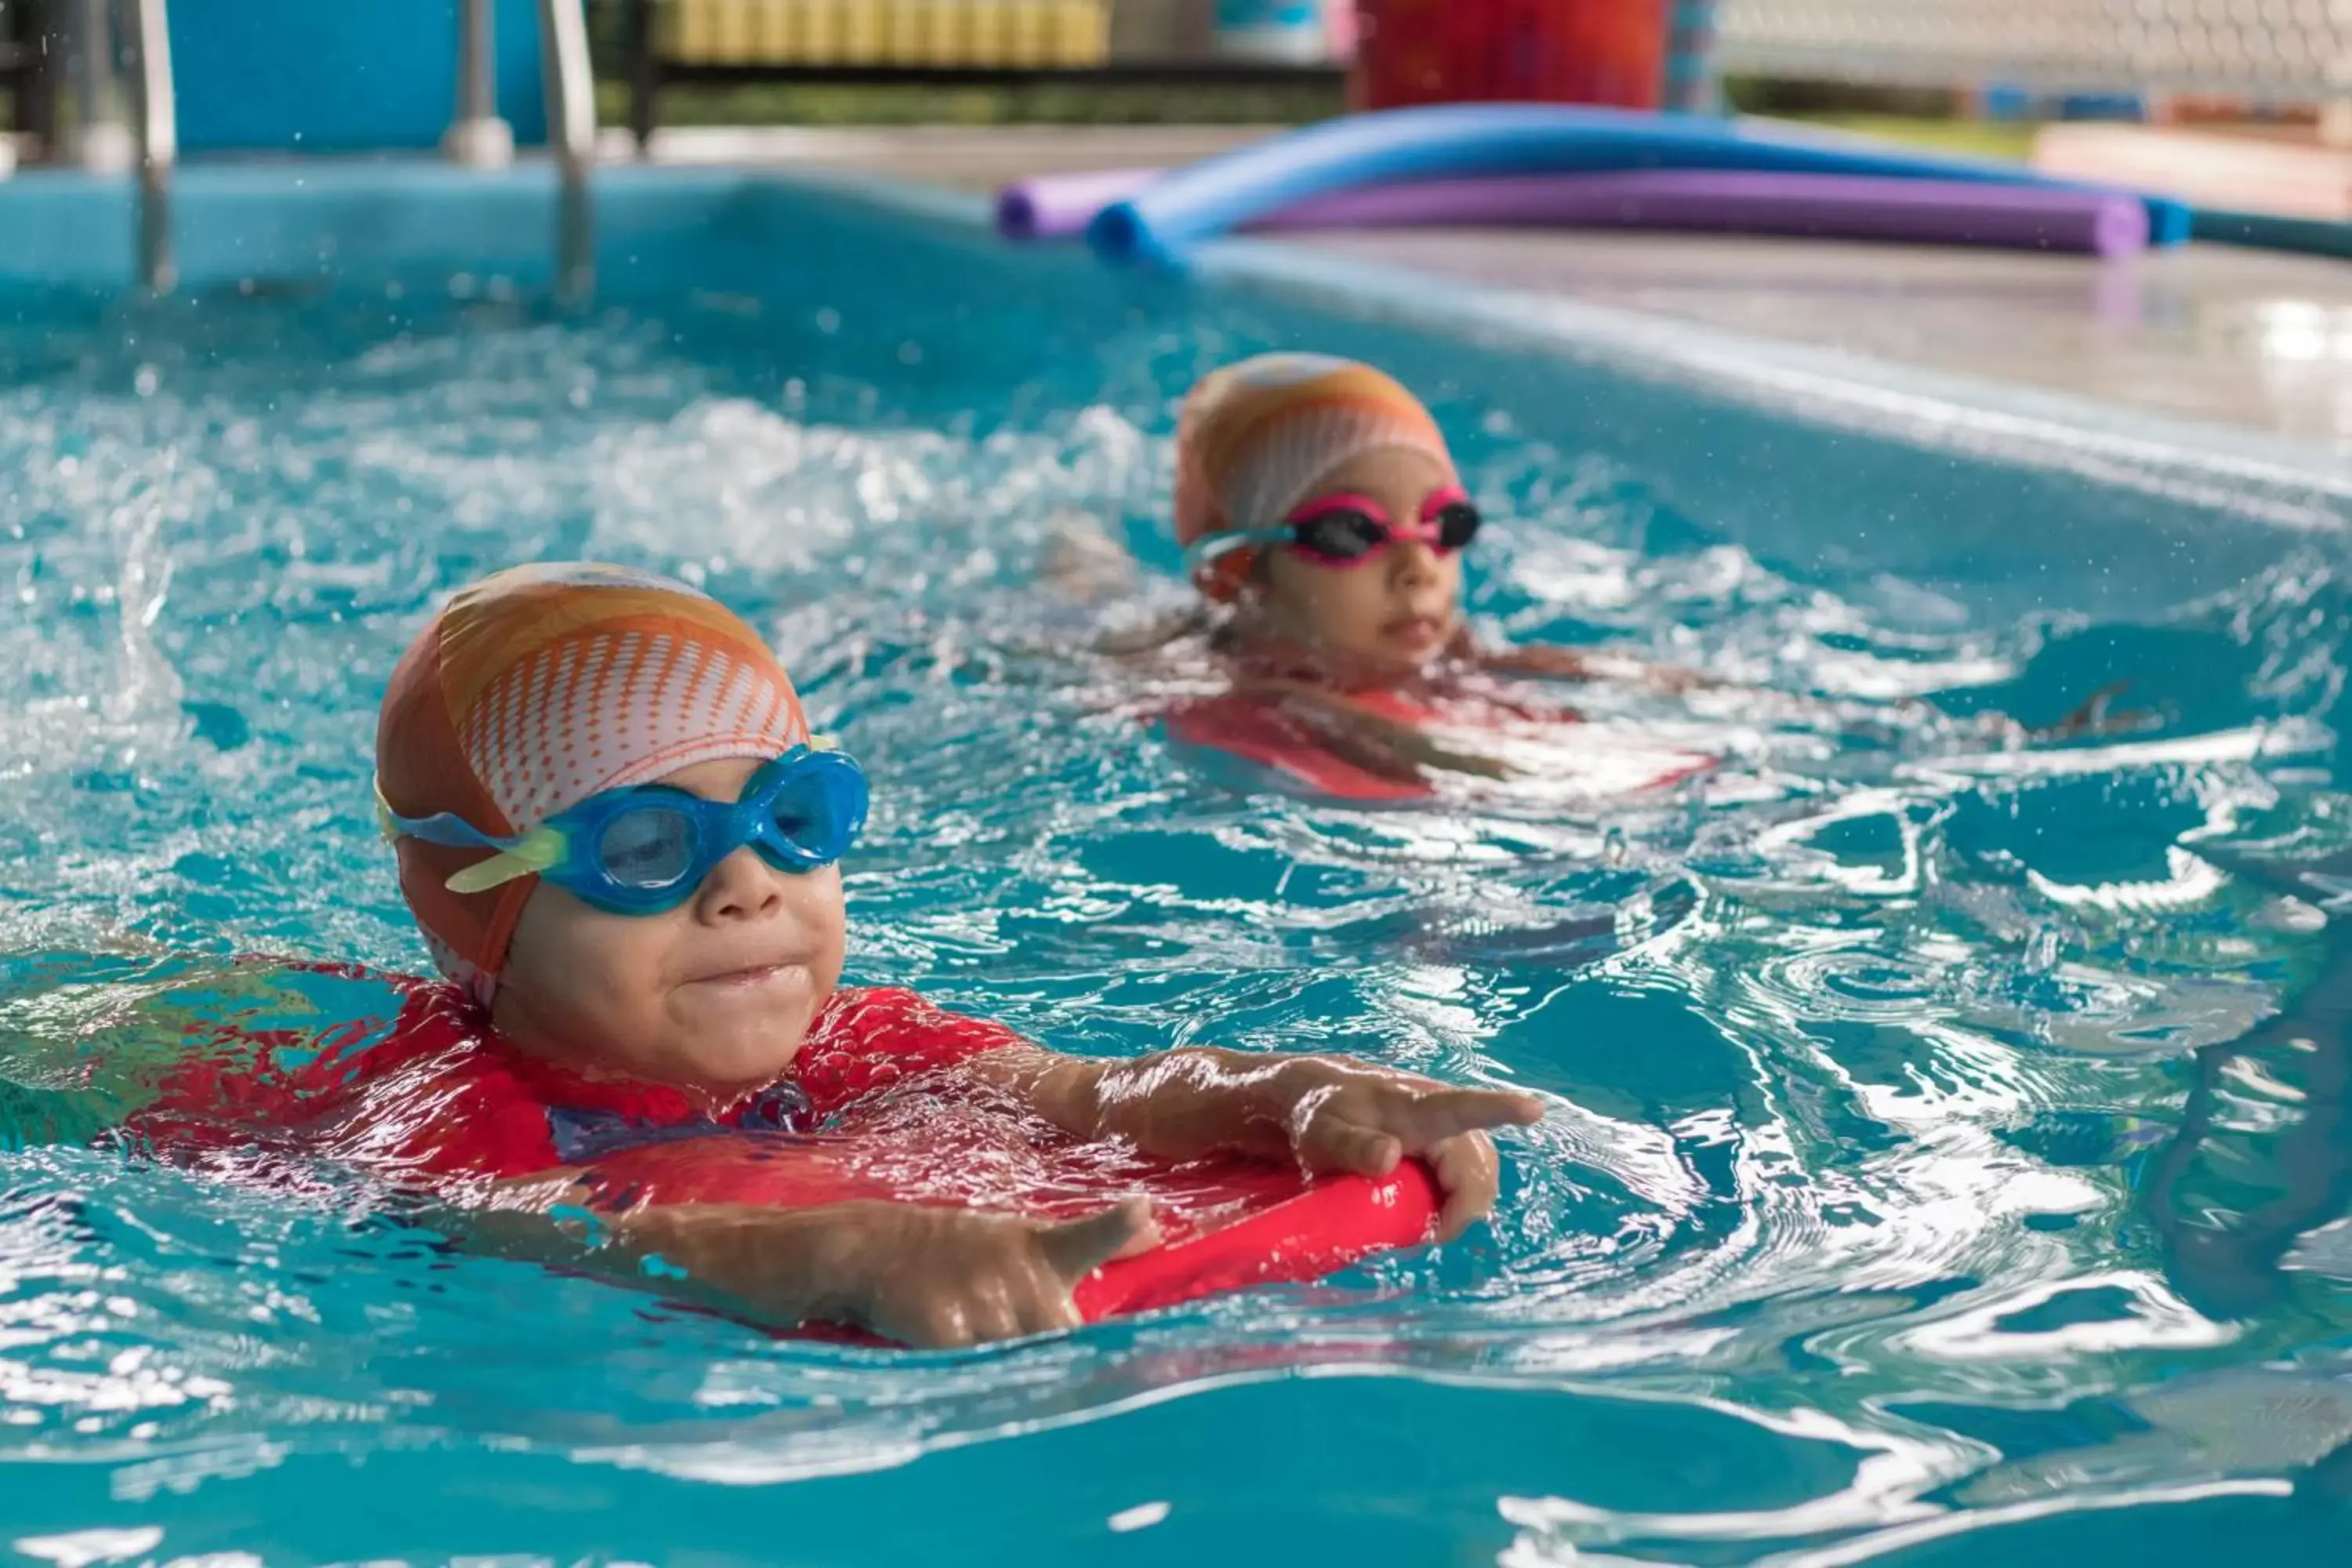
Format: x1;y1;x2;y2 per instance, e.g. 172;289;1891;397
1087;103;2193;266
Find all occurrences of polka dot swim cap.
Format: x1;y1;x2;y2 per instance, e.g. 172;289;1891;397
1173;354;1454;600
375;562;810;1002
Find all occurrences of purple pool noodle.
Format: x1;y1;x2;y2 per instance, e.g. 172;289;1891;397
1089;103;2190;264
996;168;1160;241
1247;170;2151;256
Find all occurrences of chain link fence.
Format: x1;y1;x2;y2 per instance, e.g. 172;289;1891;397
1715;0;2352;103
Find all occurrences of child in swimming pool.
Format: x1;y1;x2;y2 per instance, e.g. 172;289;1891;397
1091;353;1717;800
143;563;1540;1348
1073;352;2146;800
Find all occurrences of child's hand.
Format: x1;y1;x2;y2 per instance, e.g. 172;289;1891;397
2026;682;2162;745
1259;1059;1545;1242
1038;1050;1545;1244
595;1193;1160;1349
839;1200;1160;1348
1930;681;2165;752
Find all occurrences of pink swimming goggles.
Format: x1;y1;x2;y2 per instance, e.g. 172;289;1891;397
1185;485;1484;577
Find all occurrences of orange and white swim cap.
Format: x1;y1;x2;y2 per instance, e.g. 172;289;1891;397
375;562;810;1001
1172;354;1454;601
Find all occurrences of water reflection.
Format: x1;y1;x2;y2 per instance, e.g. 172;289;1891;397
2;292;2350;1555
2143;843;2352;1321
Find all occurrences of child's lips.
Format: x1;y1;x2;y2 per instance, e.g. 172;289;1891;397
685;960;808;991
1384;614;1450;651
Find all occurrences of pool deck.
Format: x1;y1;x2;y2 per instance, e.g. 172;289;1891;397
624;125;2352;456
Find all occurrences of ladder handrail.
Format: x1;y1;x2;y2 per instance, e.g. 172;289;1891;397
541;0;596;174
445;0;515;165
540;0;597;303
126;0;173;292
114;0;595;299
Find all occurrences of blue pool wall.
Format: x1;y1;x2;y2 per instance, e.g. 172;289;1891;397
169;0;550;153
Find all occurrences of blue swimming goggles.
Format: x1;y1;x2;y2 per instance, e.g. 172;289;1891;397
376;743;869;916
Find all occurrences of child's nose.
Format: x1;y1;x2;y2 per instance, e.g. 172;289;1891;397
1390;539;1443;586
695;845;786;924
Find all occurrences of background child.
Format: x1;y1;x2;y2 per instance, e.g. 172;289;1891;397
1067;352;2147;801
141;561;1543;1348
1152;352;1713;800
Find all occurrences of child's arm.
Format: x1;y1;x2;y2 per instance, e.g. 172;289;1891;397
1032;509;1218;659
973;1047;1544;1243
463;1171;1157;1348
1036;508;1141;604
1474;638;1716;694
1232;674;1515;780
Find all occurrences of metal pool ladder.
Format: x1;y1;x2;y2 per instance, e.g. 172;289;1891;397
537;0;601;306
119;0;599;301
123;0;175;294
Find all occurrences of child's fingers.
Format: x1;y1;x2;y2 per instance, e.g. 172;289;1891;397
971;1273;1040;1345
1036;1198;1160;1283
1383;1087;1544;1149
906;1298;978;1350
939;1269;1083;1347
1106;1204;1165;1261
896;1271;1080;1348
1428;1132;1502;1243
1300;1119;1403;1177
1014;1258;1087;1337
2031;681;2163;744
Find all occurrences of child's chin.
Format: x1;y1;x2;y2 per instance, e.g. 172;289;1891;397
677;1021;810;1093
1352;639;1440;674
671;973;818;1049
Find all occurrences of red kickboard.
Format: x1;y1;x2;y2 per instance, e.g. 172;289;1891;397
572;1131;1442;1323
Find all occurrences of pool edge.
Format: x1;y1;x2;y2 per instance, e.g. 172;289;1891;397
1185;234;2352;521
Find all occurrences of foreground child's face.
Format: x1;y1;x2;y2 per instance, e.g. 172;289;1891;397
1250;447;1465;674
492;757;848;1105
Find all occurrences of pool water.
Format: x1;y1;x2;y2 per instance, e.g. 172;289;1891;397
3;172;2352;1564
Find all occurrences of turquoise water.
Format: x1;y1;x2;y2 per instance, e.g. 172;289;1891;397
4;176;2352;1563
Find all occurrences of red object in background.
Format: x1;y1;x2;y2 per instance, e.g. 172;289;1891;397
1354;0;1669;112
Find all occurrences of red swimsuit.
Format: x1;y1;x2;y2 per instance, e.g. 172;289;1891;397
1163;650;1713;802
131;979;1018;1181
129;975;1439;1323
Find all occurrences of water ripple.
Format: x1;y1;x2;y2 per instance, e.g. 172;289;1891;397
1;289;2349;1557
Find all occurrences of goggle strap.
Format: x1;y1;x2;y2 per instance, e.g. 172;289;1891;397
1183;528;1283;579
444;827;568;895
376;779;510;851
